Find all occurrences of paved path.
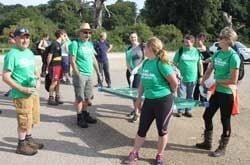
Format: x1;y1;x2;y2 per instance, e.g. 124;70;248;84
0;53;250;165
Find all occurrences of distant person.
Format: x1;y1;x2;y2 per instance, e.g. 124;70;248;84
47;29;66;105
173;34;203;117
123;37;178;165
94;32;113;88
196;27;240;157
69;23;100;128
125;31;145;123
194;33;211;101
37;33;50;77
2;27;43;156
61;33;71;85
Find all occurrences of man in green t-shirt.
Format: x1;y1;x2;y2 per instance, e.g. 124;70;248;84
173;34;203;117
69;23;100;128
2;27;43;156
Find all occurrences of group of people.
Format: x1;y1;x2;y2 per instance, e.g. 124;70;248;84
2;24;240;165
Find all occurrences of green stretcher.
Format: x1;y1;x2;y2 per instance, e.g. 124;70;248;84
99;87;202;109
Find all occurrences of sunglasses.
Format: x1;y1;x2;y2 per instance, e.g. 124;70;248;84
81;31;92;35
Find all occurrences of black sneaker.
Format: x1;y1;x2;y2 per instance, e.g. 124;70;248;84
127;111;135;117
55;96;64;104
65;79;71;85
83;111;97;124
184;111;193;117
174;111;182;117
129;114;139;123
48;96;59;106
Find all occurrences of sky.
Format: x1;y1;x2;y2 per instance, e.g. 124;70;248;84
0;0;145;10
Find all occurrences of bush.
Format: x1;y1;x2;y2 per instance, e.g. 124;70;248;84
152;24;183;51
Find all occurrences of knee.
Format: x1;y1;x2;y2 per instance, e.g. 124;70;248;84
137;130;147;138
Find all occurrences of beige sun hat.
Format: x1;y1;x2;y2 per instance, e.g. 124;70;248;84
79;23;91;30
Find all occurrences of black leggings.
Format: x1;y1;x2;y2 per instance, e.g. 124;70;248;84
203;91;233;137
137;94;174;137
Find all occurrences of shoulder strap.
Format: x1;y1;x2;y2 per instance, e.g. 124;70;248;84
156;58;166;80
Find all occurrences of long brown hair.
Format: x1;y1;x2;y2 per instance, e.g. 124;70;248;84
147;37;170;64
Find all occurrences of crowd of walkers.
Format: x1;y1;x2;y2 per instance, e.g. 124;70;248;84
1;24;241;165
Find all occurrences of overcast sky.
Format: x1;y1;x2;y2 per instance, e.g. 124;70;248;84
0;0;144;10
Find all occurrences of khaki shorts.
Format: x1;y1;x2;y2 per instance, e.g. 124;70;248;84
13;95;40;130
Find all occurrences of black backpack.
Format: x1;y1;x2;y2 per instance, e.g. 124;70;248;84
231;45;245;81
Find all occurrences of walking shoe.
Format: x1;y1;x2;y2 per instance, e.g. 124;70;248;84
16;142;37;156
127;111;135;117
77;114;88;128
123;151;139;164
82;111;97;124
26;137;44;150
184;111;193;118
65;79;71;85
48;96;58;106
60;79;66;84
174;111;182;117
155;154;164;165
55;96;64;104
129;114;139;123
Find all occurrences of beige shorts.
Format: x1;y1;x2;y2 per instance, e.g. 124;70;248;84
13;95;40;130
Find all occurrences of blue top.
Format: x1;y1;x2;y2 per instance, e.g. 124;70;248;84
94;40;111;62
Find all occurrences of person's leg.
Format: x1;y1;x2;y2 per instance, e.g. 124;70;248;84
184;81;196;116
196;92;220;150
124;100;154;163
103;60;111;87
193;82;200;100
211;93;233;157
14;98;37;155
176;81;187;116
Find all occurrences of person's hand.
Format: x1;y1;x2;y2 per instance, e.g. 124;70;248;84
131;68;138;75
134;98;142;112
20;87;37;94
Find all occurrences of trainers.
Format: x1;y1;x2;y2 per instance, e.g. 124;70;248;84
83;111;97;124
184;111;192;118
127;111;135;117
26;137;44;150
123;151;139;164
129;114;139;123
16;142;37;156
48;96;59;106
174;111;182;117
65;79;71;85
77;114;88;128
155;154;164;165
55;96;64;104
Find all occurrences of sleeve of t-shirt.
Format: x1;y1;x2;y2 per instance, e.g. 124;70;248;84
230;53;240;69
3;53;15;72
173;50;180;64
158;61;174;77
69;41;78;57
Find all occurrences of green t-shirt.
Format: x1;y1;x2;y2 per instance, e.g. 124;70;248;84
69;40;96;76
211;48;240;94
173;47;202;82
141;58;174;99
3;48;36;99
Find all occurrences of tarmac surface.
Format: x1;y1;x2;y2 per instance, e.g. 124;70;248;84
0;53;250;165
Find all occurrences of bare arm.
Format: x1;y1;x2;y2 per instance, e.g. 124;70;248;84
166;73;178;94
70;56;80;76
38;40;45;50
2;71;35;94
216;69;239;85
46;53;52;70
107;44;113;52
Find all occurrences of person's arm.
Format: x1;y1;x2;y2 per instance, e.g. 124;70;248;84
70;56;80;77
201;63;214;86
46;52;52;70
134;83;144;111
216;69;239;85
107;44;113;52
166;73;178;94
38;40;45;50
2;71;35;94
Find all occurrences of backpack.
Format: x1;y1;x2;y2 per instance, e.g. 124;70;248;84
231;45;245;81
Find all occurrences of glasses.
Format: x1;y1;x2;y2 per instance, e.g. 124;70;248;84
218;36;226;40
81;31;92;35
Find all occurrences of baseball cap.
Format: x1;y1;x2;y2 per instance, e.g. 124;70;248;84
14;27;30;37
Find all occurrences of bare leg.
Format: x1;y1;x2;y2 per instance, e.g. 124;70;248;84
131;134;145;152
157;134;168;155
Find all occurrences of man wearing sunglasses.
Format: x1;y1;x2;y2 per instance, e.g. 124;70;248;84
2;27;43;155
69;23;100;128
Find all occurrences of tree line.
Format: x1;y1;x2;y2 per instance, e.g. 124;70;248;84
0;0;249;51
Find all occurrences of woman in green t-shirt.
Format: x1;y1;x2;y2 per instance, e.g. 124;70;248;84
124;37;178;165
196;27;240;157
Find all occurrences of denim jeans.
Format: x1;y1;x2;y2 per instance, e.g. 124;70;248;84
177;81;196;112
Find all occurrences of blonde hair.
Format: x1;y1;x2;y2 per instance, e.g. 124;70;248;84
219;27;238;46
147;37;170;64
